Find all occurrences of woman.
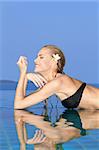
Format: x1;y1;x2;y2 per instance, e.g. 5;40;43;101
14;45;99;109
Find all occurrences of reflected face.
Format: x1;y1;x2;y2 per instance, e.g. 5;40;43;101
34;48;54;72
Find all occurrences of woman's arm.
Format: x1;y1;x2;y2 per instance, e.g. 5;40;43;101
14;110;60;137
14;77;61;109
14;115;26;150
24;75;28;97
14;111;28;150
15;72;26;104
15;56;28;108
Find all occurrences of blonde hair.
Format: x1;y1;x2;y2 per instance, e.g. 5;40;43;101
42;45;66;73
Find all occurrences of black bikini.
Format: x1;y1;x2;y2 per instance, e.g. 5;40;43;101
61;83;86;109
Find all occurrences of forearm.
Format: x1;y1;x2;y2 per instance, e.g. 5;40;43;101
14;73;26;102
24;75;28;97
16;121;26;144
15;121;26;150
23;124;28;143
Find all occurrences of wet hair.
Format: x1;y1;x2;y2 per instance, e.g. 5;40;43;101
42;45;66;74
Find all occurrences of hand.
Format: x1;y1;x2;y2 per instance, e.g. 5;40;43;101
17;56;28;74
26;130;46;144
26;72;48;88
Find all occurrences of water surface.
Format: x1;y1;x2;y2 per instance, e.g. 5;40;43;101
0;87;99;150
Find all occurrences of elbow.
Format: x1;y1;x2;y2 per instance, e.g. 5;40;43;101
14;105;21;110
14;104;21;110
14;100;24;109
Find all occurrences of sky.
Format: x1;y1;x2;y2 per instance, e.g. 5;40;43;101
0;0;99;83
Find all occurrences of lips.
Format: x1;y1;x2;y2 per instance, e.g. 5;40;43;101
35;64;39;67
35;63;39;65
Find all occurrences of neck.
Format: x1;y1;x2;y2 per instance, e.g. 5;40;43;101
36;70;58;82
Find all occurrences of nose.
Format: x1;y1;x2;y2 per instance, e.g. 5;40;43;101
34;57;39;65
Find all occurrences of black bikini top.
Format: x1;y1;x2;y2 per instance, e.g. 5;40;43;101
61;83;86;109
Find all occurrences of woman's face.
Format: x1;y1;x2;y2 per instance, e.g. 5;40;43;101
34;48;54;73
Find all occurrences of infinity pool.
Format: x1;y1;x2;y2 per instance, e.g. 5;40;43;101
0;90;99;150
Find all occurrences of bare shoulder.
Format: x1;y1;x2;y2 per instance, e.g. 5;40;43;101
38;73;64;95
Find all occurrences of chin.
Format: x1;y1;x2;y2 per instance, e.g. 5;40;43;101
34;68;42;72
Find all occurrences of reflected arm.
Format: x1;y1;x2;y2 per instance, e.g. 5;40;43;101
15;116;26;150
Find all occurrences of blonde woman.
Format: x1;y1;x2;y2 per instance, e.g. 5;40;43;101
14;45;99;109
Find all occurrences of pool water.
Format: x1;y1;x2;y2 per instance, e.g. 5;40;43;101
0;90;99;150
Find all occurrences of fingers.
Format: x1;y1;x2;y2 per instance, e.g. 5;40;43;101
35;130;45;142
26;130;46;144
34;73;48;87
35;130;46;143
33;74;46;88
27;73;39;87
21;56;28;64
19;56;27;60
36;73;48;83
27;73;48;88
17;56;28;65
32;80;40;88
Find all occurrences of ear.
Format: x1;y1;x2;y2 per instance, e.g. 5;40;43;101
50;55;57;70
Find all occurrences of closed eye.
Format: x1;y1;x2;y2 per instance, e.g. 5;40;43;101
36;55;44;59
40;56;44;59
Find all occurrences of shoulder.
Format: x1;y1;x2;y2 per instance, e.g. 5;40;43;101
45;73;66;92
46;76;62;90
54;73;77;90
38;74;64;96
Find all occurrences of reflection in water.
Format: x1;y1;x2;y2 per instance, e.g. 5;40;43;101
14;108;99;150
61;110;86;136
